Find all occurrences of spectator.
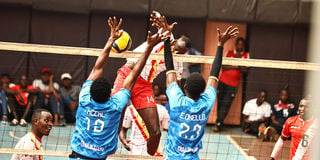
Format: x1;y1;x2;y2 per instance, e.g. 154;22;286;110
1;73;10;123
5;75;39;126
1;73;15;124
32;68;64;126
178;35;202;80
59;73;81;122
242;89;271;136
213;37;250;132
11;108;53;160
119;104;169;156
270;88;297;134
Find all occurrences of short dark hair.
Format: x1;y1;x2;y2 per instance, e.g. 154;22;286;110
259;89;268;95
90;77;111;103
32;108;50;121
236;37;246;45
185;73;206;100
1;72;10;78
180;35;192;48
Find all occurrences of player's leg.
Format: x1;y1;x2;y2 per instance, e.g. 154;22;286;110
131;76;161;155
137;107;161;155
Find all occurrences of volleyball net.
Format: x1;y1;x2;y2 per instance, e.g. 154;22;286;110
0;41;317;160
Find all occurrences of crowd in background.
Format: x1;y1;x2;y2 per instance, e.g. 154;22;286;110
0;36;300;143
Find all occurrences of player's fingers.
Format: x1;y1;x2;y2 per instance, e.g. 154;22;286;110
229;27;239;35
116;18;123;30
225;26;233;34
113;16;117;27
171;22;178;28
217;28;221;37
147;31;152;38
107;17;112;27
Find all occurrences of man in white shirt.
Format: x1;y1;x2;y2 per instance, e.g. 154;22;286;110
11;108;53;160
32;68;63;126
242;89;271;136
119;104;169;156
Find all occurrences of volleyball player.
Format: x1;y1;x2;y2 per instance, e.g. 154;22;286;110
164;26;239;159
69;17;168;160
111;11;185;155
11;109;53;160
270;98;316;160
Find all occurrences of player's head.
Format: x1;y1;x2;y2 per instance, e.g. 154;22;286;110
235;37;246;52
31;109;53;138
298;98;310;120
90;77;111;103
184;73;206;100
256;89;268;106
153;84;161;97
173;35;191;54
279;88;289;103
40;67;52;84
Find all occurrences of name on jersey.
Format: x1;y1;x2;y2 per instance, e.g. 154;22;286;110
81;140;104;151
291;126;301;129
180;112;205;121
87;109;105;118
178;145;199;153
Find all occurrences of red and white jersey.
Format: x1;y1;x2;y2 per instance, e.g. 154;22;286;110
11;131;43;160
123;104;169;148
127;41;183;83
282;115;315;160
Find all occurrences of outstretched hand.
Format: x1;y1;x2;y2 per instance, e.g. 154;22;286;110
217;26;239;46
108;16;123;41
150;11;177;38
146;30;170;48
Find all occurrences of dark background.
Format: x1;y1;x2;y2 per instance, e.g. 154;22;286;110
0;0;311;107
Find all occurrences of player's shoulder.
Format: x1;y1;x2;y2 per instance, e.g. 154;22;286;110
285;115;300;124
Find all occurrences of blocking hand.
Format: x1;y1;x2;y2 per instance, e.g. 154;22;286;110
217;26;239;46
108;16;123;41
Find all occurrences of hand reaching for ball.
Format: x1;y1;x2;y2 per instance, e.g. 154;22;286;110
108;16;123;41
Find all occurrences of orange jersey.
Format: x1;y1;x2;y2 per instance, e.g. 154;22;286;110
282;115;315;160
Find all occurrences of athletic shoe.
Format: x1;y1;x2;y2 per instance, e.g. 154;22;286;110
1;115;8;124
20;119;27;127
11;119;19;126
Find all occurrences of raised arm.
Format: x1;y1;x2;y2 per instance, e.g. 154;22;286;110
122;31;168;91
87;17;123;81
207;26;239;88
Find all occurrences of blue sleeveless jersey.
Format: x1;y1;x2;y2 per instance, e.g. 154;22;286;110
70;80;130;159
165;82;216;160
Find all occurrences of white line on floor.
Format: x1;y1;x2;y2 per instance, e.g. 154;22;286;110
226;135;256;160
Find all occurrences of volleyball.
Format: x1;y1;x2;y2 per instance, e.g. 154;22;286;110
111;31;132;53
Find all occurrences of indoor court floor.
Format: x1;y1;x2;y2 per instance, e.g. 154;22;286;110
0;124;290;160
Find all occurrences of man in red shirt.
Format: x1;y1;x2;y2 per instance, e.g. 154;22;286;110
213;37;249;132
270;98;316;160
6;75;39;126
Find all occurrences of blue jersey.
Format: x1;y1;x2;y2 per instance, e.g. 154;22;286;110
70;80;130;159
165;82;216;160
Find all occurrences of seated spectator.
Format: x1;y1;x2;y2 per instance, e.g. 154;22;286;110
33;68;64;126
270;88;297;134
243;89;271;136
1;73;15;124
5;75;39;126
59;73;81;122
11;108;53;160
